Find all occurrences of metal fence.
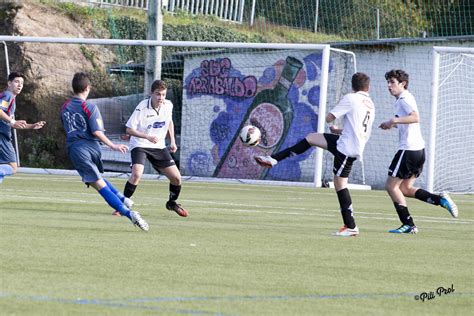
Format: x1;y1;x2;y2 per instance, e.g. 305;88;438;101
67;0;246;23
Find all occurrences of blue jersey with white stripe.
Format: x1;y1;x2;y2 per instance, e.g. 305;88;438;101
60;97;105;147
0;90;16;138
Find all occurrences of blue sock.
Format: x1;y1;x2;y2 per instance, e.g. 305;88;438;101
0;171;4;183
98;186;131;220
0;164;14;176
103;178;126;202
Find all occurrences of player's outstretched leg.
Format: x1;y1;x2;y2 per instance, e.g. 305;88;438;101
129;211;149;232
98;185;149;231
255;138;312;168
102;178;134;216
254;155;278;168
414;188;458;218
439;192;458;218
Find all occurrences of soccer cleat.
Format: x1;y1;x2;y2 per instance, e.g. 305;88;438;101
166;201;189;217
389;224;418;234
254;155;278;168
439;192;458;218
332;225;359;237
130;211;149;231
123;197;134;209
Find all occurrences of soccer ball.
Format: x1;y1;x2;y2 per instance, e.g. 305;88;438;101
239;125;261;147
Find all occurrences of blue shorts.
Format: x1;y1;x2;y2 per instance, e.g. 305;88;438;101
68;140;104;184
0;134;16;164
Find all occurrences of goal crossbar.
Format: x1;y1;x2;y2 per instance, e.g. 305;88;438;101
0;35;329;50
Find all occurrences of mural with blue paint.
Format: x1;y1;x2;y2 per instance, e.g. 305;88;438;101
181;52;332;181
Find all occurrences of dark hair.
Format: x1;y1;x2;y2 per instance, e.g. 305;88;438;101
8;72;25;81
385;69;409;89
72;72;91;94
151;80;167;92
351;72;370;92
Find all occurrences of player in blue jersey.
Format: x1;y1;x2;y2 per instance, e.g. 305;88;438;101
0;72;45;183
122;80;188;217
60;72;149;231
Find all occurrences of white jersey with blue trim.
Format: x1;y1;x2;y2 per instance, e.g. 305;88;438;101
126;97;173;150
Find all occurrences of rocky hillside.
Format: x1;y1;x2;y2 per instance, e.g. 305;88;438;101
0;1;116;167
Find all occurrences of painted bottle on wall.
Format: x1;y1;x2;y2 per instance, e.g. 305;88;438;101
213;56;304;179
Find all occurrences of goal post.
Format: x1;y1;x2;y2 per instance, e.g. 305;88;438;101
0;35;358;188
428;46;474;194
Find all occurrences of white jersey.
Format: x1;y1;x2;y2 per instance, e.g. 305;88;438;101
330;91;375;160
126;97;173;150
393;90;425;150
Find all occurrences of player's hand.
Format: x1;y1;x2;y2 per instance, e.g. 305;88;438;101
169;142;177;153
112;144;129;153
12;120;27;129
146;135;159;144
379;119;395;130
32;121;46;129
329;125;342;135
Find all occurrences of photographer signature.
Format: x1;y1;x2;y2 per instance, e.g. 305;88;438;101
414;284;455;302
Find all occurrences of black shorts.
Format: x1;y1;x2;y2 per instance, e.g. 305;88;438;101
388;149;425;179
324;133;356;178
131;147;176;171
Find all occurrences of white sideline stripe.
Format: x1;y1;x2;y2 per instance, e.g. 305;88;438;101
12;173;474;204
3;188;472;223
2;194;472;225
17;167;373;190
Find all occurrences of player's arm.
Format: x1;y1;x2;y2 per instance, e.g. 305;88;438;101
0;110;27;129
25;121;46;130
125;127;159;144
327;111;344;135
167;120;177;153
379;111;419;130
93;130;128;153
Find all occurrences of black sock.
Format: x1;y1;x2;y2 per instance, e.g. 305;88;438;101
272;138;311;161
169;184;181;202
124;181;137;198
336;188;356;229
414;189;441;205
394;202;415;226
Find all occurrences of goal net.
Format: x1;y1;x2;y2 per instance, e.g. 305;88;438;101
428;47;474;194
0;37;356;187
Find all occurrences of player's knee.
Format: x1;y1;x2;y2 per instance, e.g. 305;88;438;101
170;175;181;186
129;173;142;183
400;184;416;197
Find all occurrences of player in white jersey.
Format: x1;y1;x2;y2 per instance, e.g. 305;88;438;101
255;72;375;237
122;80;188;217
379;69;458;234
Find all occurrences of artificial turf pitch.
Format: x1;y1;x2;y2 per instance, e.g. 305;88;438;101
1;173;472;315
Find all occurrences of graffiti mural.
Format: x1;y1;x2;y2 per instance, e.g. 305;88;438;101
180;51;331;181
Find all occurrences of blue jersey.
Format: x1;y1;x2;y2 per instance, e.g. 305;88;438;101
60;97;105;147
0;90;16;138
